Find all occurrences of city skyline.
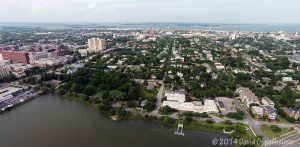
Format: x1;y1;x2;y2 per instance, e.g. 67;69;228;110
0;0;299;24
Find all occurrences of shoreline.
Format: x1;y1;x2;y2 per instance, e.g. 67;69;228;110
52;93;243;137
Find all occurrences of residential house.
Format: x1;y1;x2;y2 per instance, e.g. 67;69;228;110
263;106;277;120
282;107;300;120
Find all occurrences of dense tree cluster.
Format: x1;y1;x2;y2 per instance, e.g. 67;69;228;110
53;56;156;117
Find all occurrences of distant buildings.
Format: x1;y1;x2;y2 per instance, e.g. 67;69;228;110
29;52;49;64
33;58;62;67
0;51;30;64
87;38;106;53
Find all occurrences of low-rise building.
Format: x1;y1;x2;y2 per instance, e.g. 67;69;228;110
236;86;260;107
165;91;185;103
162;100;218;114
204;99;219;114
252;106;264;118
162;101;204;112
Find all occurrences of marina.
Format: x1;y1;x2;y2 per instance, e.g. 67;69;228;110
0;85;38;112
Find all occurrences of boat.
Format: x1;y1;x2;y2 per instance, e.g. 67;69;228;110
174;124;184;136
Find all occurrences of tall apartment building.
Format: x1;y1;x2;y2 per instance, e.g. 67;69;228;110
87;38;106;53
0;51;30;64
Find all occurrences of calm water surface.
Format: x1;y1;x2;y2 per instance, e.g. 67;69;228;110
0;95;230;147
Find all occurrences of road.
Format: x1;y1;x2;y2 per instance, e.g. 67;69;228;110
234;99;265;138
148;80;164;117
266;129;300;147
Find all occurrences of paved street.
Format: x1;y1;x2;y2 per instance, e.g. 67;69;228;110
234;99;265;137
149;81;164;117
266;129;300;147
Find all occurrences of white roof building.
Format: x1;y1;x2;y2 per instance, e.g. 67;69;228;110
162;101;180;109
252;106;264;118
204;100;219;114
165;91;185;103
282;77;293;82
162;101;205;112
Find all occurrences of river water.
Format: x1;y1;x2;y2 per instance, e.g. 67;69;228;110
0;95;230;147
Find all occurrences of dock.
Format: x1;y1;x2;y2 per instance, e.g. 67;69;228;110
0;90;38;113
174;124;185;136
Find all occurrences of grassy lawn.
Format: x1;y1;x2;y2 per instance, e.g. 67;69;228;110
164;84;172;91
260;124;294;139
277;116;291;124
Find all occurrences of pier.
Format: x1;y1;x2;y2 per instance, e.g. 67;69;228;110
174;124;185;136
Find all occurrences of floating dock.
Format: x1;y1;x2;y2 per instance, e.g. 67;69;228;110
174;124;185;136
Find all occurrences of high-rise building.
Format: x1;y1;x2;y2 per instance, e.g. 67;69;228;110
87;38;106;53
0;51;30;64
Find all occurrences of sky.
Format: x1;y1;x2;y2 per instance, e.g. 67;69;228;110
0;0;299;24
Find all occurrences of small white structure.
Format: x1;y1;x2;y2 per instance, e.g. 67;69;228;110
282;77;293;82
174;124;184;136
215;63;225;70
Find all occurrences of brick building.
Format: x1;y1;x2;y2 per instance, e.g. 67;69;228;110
0;51;30;64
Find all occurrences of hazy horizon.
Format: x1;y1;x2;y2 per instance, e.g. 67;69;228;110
0;0;299;24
